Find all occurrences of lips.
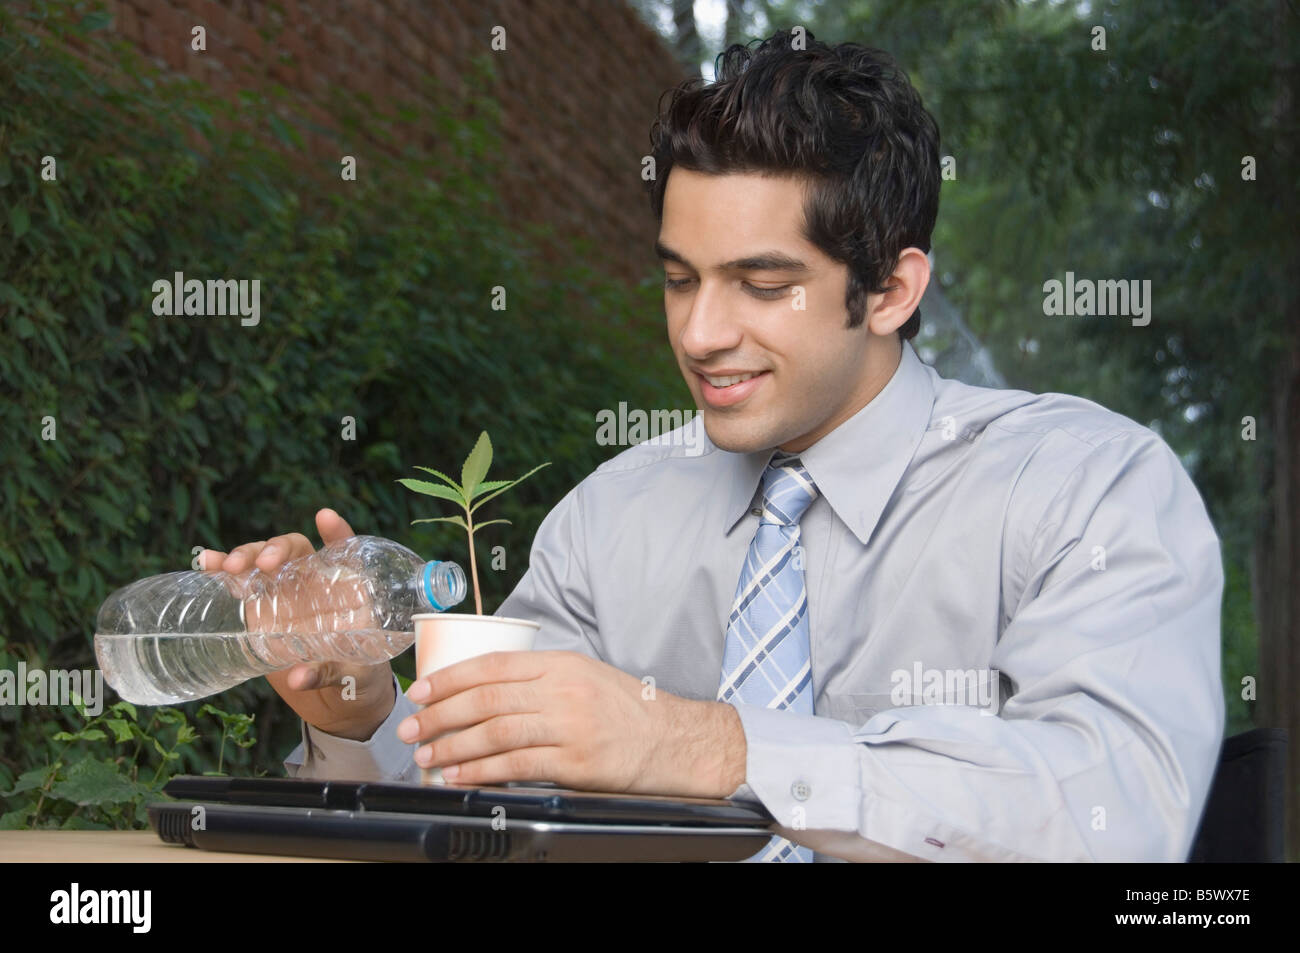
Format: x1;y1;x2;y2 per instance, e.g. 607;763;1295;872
696;369;770;408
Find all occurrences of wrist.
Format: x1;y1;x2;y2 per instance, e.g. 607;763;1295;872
664;697;747;799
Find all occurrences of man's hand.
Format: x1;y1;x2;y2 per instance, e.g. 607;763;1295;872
199;508;396;741
398;650;748;798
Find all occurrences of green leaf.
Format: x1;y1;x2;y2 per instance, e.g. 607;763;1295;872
1;766;53;798
469;479;512;500
105;719;134;743
469;462;550;513
411;466;462;493
110;701;138;721
79;728;107;742
0;806;37;830
411;515;468;530
474;519;511;530
49;759;147;806
460;431;493;500
396;478;465;506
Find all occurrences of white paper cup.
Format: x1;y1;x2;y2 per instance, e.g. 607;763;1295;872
412;613;539;784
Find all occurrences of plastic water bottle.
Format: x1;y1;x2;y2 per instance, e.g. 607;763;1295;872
94;535;467;705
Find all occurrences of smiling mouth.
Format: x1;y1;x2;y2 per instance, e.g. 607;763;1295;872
699;371;764;388
694;369;770;408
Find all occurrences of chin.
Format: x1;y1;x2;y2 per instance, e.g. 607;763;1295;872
699;413;780;454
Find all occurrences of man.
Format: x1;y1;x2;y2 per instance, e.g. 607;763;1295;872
202;31;1224;862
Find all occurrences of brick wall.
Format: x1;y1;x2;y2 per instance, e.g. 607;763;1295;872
103;0;687;285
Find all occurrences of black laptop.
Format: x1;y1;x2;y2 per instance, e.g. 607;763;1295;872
149;775;777;862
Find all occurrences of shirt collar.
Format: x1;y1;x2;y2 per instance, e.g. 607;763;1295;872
718;340;937;545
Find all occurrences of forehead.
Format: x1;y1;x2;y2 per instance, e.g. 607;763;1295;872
660;168;813;251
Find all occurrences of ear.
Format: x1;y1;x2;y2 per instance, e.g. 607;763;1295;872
865;248;931;337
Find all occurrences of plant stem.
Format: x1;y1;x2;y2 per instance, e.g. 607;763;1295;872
29;761;62;829
465;510;482;615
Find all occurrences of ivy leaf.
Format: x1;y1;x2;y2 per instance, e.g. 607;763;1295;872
460;431;492;500
396;478;464;506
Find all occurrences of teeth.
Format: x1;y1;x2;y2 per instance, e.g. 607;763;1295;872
705;372;759;387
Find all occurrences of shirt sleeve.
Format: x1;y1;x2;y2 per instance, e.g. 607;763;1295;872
283;673;422;782
729;430;1226;862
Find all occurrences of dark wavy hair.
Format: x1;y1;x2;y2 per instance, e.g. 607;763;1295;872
646;30;940;341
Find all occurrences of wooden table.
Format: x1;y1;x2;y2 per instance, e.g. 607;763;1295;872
0;830;364;862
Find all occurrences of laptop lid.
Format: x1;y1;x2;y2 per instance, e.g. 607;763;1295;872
161;775;774;827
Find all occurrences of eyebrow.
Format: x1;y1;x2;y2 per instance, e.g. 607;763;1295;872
654;240;811;274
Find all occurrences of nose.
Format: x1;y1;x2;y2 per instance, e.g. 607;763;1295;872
677;280;744;360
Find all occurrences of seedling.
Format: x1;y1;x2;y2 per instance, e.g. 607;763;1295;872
398;431;549;615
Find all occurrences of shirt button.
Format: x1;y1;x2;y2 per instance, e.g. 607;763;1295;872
751;507;762;517
791;780;811;801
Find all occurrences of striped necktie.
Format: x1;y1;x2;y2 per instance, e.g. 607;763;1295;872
718;454;818;862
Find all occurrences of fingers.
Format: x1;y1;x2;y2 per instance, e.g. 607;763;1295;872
198;548;227;571
200;529;318;574
316;508;356;545
199;509;354;576
220;540;270;574
255;532;314;571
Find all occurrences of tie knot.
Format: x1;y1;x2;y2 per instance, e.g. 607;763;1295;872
758;456;818;526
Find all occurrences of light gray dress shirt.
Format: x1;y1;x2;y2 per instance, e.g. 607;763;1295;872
286;341;1225;862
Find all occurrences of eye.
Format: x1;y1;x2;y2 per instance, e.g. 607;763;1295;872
744;282;789;299
664;276;695;291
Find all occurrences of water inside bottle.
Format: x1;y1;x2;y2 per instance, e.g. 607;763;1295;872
94;628;415;705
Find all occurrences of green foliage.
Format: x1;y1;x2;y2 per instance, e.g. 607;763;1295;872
400;431;550;614
0;690;256;830
1;1;683;826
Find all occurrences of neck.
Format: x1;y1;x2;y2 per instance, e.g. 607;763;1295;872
778;339;904;453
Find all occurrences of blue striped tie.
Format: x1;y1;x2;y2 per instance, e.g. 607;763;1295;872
718;454;818;862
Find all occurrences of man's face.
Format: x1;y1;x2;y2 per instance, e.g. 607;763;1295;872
658;168;896;454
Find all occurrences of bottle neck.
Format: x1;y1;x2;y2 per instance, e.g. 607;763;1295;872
416;560;466;613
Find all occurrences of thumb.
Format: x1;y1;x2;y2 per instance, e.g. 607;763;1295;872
316;508;356;545
288;661;343;692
